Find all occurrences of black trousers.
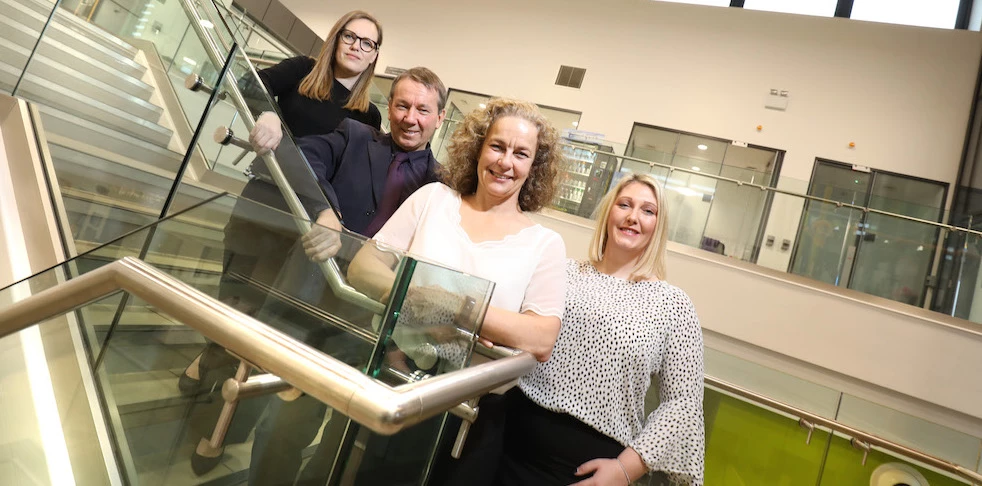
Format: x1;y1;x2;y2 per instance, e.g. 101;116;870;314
496;390;670;486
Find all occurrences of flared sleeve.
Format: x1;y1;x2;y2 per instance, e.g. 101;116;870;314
629;288;705;485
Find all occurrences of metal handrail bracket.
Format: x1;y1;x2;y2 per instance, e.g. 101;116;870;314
0;258;537;435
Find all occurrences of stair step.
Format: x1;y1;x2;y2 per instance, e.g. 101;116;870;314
0;0;146;79
39;107;183;170
14;0;140;60
0;43;163;122
17;73;172;145
0;14;155;102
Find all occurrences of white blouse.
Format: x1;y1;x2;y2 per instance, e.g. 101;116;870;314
520;260;705;485
374;182;566;318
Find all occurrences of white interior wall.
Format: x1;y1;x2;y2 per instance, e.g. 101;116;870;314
282;0;981;185
281;0;982;273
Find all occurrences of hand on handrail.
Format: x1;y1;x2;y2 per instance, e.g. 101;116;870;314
302;210;344;262
249;111;283;155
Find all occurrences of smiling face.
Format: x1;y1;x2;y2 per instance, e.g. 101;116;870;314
387;79;445;152
475;116;539;207
606;181;659;258
333;18;378;78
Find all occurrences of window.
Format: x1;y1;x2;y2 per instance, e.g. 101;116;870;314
743;0;837;18
850;0;961;29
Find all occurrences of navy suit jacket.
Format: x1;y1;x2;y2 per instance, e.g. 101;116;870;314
299;119;440;236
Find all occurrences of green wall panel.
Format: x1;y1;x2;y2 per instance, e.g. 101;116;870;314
704;389;970;486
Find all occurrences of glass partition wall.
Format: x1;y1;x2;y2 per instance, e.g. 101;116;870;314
621;123;784;261
791;159;947;307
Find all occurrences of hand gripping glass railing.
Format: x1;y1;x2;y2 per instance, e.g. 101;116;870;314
176;0;384;315
0;256;537;436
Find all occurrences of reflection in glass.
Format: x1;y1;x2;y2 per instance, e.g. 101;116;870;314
0;191;496;485
793;160;946;305
790;201;864;286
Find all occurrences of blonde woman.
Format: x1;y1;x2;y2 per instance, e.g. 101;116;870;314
247;10;383;154
498;173;706;486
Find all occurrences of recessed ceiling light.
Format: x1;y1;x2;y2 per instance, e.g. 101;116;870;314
478;103;486;109
697;144;708;151
692;166;700;172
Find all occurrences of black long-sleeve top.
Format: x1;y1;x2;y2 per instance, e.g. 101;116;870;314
256;56;382;136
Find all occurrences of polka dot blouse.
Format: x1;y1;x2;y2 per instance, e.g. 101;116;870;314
519;260;705;485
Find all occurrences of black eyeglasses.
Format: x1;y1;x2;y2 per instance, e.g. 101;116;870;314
339;29;379;53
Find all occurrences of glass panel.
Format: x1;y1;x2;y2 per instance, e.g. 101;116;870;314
13;0;240;249
849;212;941;306
743;0;838;17
704;348;841;417
819;434;971;486
836;394;982;468
810;162;871;206
790;200;864;286
553;141;618;218
674;134;727;177
702;346;980;485
371;76;394;132
626;126;677;165
701;177;769;261
943;230;982;321
664;169;717;248
851;0;961;29
0;192;494;485
721;144;777;185
0;0;58;95
869;172;945;221
704;386;832;485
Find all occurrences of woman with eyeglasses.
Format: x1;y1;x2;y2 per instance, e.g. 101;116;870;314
247;10;384;154
178;10;384;476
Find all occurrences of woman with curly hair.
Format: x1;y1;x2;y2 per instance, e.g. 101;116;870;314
347;97;567;484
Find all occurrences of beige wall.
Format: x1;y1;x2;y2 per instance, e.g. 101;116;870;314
283;0;981;186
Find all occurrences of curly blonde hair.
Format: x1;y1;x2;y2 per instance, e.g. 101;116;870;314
440;98;561;212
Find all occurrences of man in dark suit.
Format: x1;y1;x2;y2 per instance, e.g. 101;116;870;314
247;66;449;486
299;66;447;261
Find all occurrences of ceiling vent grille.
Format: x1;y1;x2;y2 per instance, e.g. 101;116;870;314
555;65;586;89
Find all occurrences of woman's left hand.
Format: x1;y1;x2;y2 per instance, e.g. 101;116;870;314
570;458;631;486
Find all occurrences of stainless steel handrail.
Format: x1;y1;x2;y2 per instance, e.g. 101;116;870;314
566;141;982;237
707;376;982;485
0;257;536;435
178;0;384;315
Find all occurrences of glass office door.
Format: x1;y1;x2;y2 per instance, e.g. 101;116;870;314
791;160;946;307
